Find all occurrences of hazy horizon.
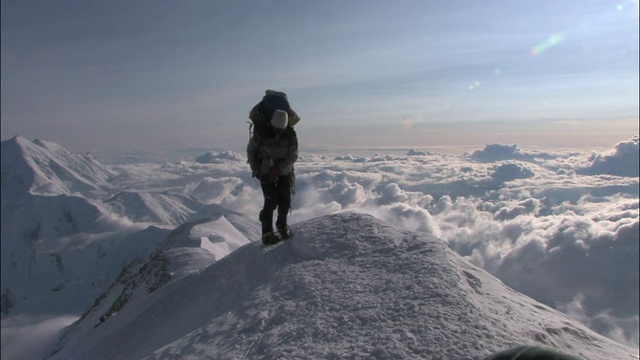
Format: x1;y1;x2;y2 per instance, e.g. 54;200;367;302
2;1;638;153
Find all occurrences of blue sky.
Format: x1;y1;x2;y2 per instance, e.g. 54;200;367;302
1;0;638;152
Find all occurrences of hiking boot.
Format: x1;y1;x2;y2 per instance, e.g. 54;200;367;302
262;232;280;245
260;209;276;231
276;225;291;239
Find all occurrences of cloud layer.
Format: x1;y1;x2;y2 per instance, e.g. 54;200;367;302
579;136;640;177
3;137;637;356
139;138;638;348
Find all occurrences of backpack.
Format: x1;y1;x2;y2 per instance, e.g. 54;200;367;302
249;90;291;139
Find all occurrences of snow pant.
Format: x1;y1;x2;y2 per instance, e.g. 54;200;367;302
259;173;292;234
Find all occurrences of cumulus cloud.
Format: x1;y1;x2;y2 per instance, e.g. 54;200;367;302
295;173;369;212
375;183;409;205
579;136;639;177
559;293;640;348
194;150;243;164
469;143;559;163
471;144;521;162
489;163;535;182
406;149;432;156
362;203;441;236
489;198;542;221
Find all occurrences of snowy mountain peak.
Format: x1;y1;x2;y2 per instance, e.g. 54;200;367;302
32;138;73;155
48;212;636;360
0;136;113;199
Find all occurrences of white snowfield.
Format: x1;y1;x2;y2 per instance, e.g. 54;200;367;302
48;213;636;360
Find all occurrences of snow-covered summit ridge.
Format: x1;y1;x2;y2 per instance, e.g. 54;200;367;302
1;136;113;199
48;213;636;360
156;215;252;267
51;216;252;340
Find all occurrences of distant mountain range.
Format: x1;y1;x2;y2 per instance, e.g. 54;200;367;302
0;136;258;318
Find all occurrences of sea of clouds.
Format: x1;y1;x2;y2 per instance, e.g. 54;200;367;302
3;135;636;359
99;136;639;348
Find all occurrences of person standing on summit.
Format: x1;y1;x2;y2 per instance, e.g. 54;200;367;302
247;90;300;245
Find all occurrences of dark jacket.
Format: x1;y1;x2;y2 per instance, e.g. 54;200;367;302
247;127;298;177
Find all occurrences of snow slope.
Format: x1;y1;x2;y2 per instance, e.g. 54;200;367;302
103;190;255;228
0;136;161;317
48;213;636;360
0;137;258;319
1;136;113;199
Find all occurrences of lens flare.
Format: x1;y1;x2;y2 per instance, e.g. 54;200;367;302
529;34;565;56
